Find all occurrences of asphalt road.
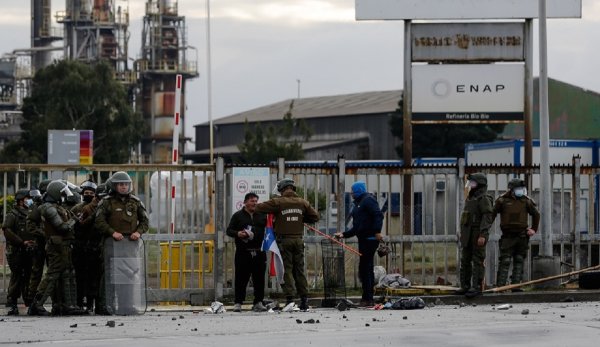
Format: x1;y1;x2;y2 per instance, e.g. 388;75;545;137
1;301;599;346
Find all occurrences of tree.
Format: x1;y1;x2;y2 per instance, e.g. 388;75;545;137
389;93;506;158
237;101;313;164
0;60;145;163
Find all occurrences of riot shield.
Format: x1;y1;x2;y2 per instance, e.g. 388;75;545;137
104;237;146;315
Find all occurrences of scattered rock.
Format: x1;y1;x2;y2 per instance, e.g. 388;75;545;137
459;302;466;308
296;319;302;324
150;308;156;312
562;296;575;302
304;319;316;324
172;317;177;321
560;315;565;318
342;314;347;319
316;320;320;323
191;328;198;331
119;323;124;326
365;323;370;327
106;320;116;328
497;304;512;310
521;309;530;315
403;316;408;320
69;324;77;328
435;298;444;306
336;301;348;311
91;323;97;326
179;315;185;319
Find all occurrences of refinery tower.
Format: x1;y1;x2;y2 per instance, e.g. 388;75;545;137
13;0;198;163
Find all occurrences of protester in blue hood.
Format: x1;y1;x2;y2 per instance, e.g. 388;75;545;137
335;181;383;307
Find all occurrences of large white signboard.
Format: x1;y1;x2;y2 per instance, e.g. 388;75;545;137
412;64;524;123
356;0;582;20
232;167;270;212
412;22;525;62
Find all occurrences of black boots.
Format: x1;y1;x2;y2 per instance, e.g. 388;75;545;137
27;303;49;316
299;297;309;311
6;306;19;316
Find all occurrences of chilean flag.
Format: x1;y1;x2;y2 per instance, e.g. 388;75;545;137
261;214;284;284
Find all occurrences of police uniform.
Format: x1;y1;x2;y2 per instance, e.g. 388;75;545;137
256;183;319;309
95;188;148;315
493;190;540;286
29;201;80;315
459;173;494;296
25;200;47;306
3;203;34;312
71;198;102;311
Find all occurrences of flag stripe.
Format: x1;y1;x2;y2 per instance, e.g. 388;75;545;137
262;214;284;283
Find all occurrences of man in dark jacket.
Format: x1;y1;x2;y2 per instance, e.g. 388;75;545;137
335;181;383;307
226;192;267;312
256;178;319;311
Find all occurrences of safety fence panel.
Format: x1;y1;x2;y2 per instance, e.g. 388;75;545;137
1;160;599;303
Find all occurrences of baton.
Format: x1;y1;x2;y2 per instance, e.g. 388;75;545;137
303;223;362;256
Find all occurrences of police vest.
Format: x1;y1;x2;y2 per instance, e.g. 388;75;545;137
41;203;72;239
497;196;530;232
6;207;30;242
104;196;141;234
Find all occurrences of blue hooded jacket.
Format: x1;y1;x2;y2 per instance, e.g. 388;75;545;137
343;182;383;240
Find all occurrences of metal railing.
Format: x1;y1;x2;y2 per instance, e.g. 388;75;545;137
1;158;598;303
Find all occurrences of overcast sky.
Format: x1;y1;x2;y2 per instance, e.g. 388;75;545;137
1;0;599;145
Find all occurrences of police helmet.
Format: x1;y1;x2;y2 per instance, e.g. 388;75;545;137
467;173;487;186
80;180;97;193
276;178;296;192
29;189;42;200
110;171;132;194
65;191;81;206
38;179;52;194
96;183;107;197
45;180;69;203
15;189;30;201
508;178;525;190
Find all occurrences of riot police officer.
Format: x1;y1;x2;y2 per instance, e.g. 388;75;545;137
457;173;494;298
28;180;85;316
3;189;35;315
71;180;102;312
26;180;51;304
493;178;540;289
95;171;148;315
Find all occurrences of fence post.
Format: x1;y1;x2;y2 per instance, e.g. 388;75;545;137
214;157;225;300
337;156;346;232
572;155;581;270
277;157;285;180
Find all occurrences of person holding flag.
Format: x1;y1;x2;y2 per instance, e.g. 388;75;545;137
226;192;268;312
256;178;319;311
